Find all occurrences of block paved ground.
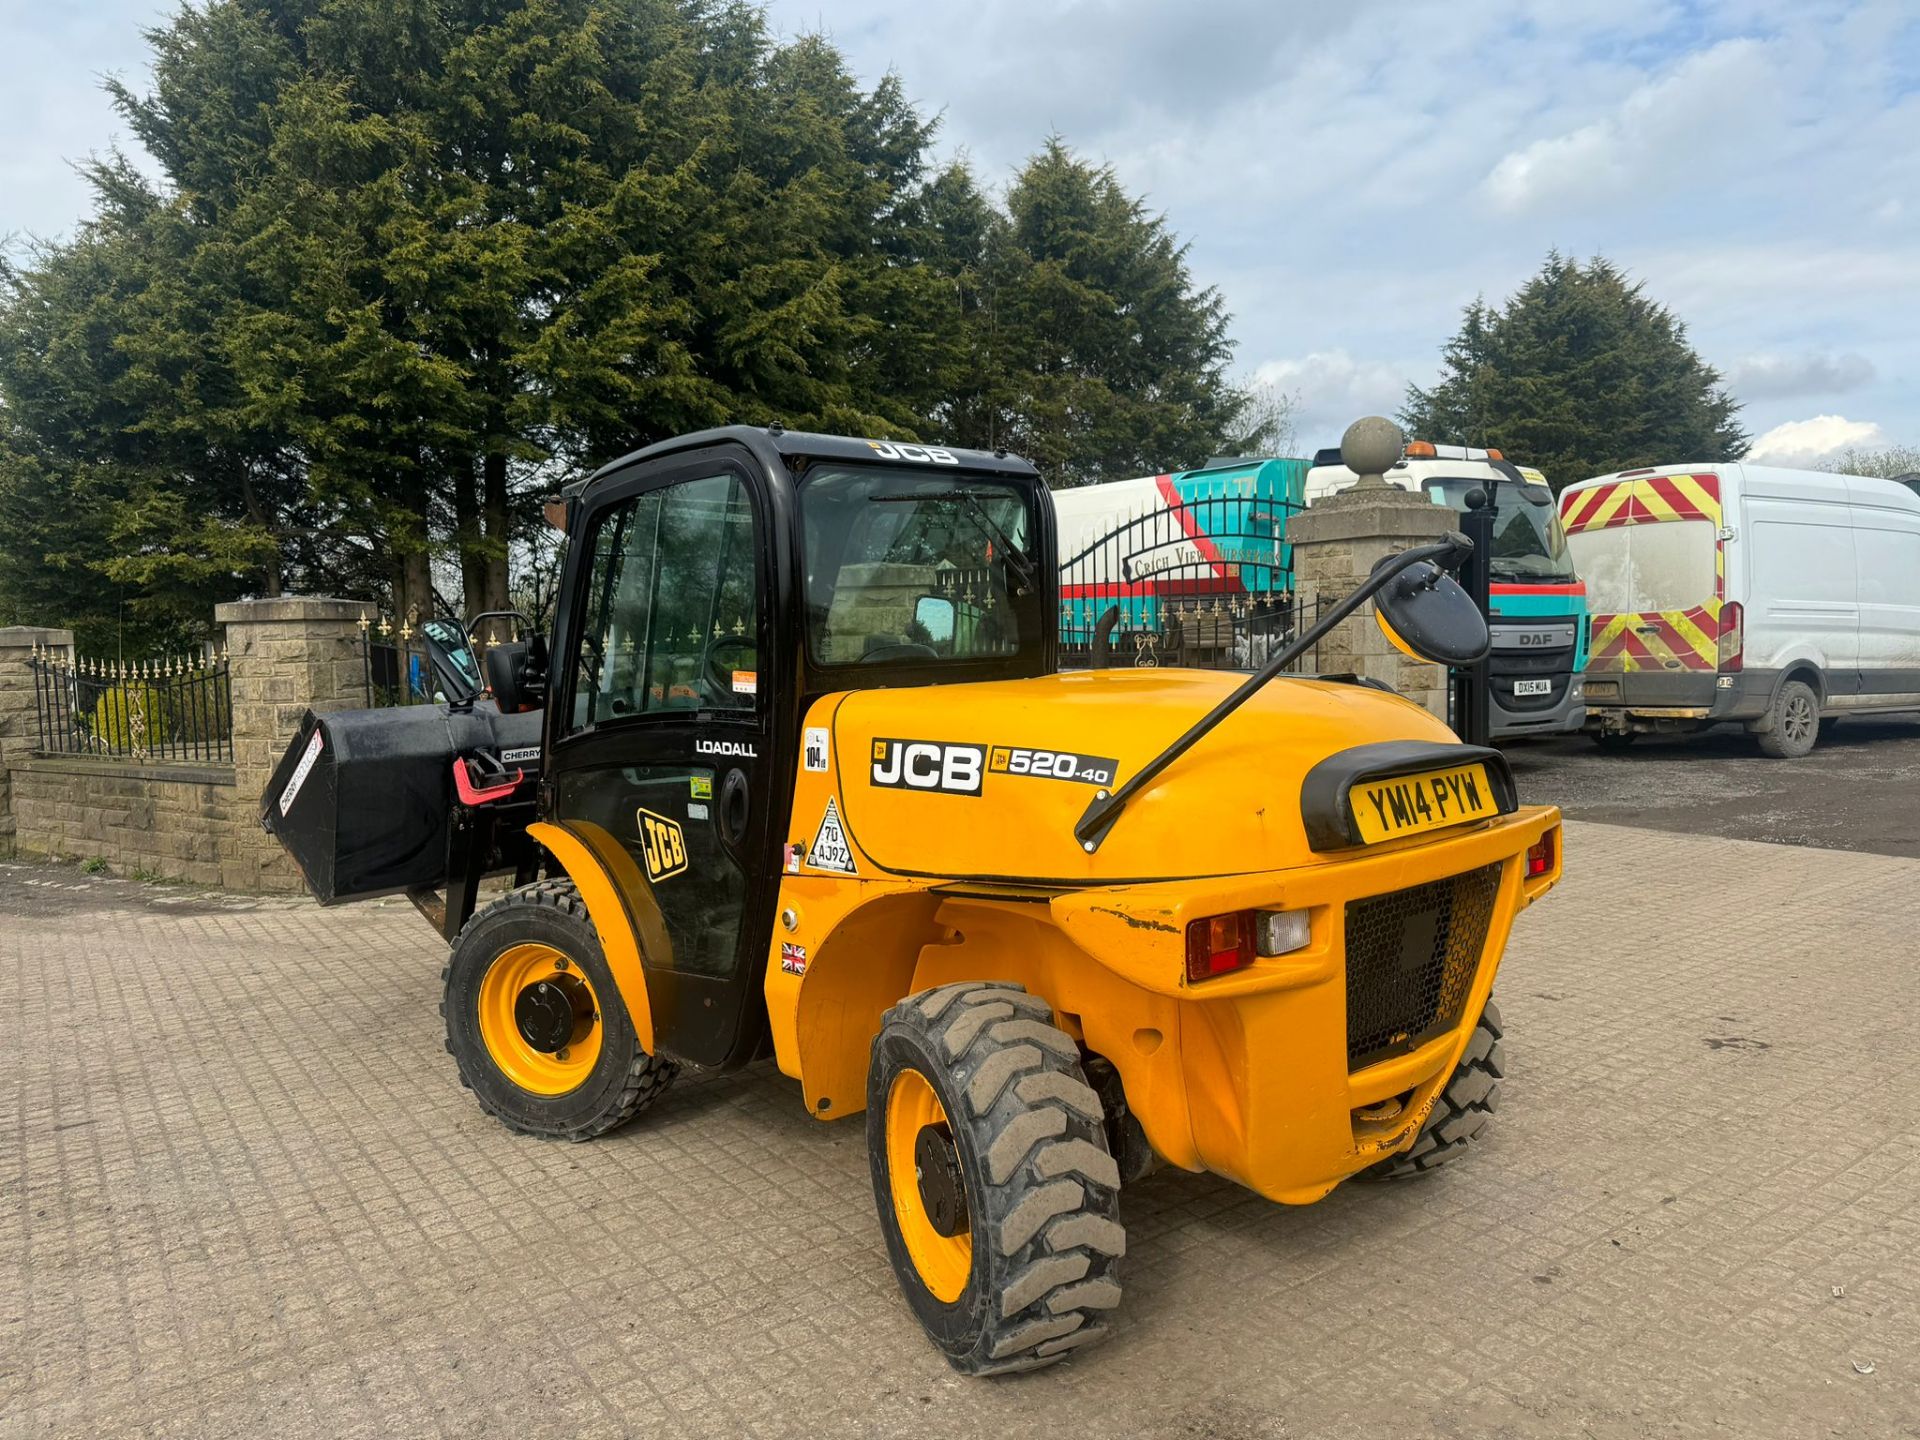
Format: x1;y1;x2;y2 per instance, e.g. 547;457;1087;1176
1;822;1916;1439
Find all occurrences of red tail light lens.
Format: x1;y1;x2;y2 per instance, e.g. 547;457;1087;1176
1186;911;1255;982
1718;601;1743;673
1526;832;1555;878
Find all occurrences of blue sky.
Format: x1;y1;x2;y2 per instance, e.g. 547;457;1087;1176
5;0;1917;469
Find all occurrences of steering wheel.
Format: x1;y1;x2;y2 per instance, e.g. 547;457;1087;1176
860;641;938;663
702;635;757;702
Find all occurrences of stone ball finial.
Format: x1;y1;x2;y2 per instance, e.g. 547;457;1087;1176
1341;416;1405;488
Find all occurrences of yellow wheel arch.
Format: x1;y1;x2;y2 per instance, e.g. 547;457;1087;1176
525;821;657;1056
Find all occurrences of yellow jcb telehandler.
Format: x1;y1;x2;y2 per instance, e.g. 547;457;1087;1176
263;425;1561;1374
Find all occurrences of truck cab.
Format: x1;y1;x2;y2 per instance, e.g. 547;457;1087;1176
1305;442;1589;738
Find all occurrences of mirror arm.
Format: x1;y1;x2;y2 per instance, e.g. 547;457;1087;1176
1072;535;1472;853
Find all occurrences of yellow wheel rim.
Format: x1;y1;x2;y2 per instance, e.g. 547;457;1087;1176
885;1067;973;1303
477;942;603;1096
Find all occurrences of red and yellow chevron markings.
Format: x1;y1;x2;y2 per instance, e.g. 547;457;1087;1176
1560;471;1721;533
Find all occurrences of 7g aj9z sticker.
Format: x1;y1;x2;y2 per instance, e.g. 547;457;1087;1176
988;746;1119;788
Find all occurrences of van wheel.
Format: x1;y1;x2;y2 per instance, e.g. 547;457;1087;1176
867;983;1124;1375
1757;679;1820;758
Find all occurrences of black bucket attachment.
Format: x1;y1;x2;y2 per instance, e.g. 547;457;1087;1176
261;703;542;903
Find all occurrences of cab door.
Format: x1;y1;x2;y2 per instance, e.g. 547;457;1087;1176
546;446;785;1068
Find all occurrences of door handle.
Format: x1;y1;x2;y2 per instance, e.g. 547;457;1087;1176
719;768;751;846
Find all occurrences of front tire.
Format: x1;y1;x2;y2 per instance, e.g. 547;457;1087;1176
1358;998;1504;1181
1757;678;1820;758
443;880;675;1141
867;983;1125;1375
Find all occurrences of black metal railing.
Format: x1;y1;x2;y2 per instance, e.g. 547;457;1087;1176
28;647;233;764
1059;592;1329;674
1055;490;1316;673
355;616;435;707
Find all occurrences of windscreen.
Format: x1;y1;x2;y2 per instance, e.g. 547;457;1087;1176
1567;519;1716;613
1423;478;1577;582
800;466;1039;666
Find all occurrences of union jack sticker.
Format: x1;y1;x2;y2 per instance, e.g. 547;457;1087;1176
780;942;808;976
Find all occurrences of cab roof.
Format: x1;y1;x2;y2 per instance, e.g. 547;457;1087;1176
566;425;1041;498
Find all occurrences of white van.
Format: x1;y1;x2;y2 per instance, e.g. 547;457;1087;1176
1559;462;1920;756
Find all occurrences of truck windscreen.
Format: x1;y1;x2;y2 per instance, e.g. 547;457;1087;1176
1423;478;1577;583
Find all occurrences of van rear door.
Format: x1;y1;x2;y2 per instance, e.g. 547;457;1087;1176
1562;473;1726;709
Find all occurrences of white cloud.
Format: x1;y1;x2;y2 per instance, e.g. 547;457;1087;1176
1746;415;1886;466
1251;350;1412;452
1482;38;1781;215
1728;352;1876;400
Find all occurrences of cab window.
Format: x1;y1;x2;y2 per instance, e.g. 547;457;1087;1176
799;466;1038;666
568;472;759;731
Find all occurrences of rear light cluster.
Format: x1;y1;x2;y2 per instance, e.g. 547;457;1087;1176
1718;601;1744;673
1184;908;1312;983
1526;832;1555;879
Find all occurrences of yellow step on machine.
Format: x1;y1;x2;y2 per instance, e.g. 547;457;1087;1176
262;425;1561;1375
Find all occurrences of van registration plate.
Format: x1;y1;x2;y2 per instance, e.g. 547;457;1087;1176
1513;678;1552;697
1351;764;1499;844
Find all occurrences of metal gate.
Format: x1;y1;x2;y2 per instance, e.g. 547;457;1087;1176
1056;492;1314;672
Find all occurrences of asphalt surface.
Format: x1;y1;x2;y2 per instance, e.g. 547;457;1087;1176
1506;713;1920;858
5;826;1918;1439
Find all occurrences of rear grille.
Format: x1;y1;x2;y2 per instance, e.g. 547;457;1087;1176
1344;863;1502;1069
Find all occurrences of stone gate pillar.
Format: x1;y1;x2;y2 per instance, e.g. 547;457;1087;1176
0;626;75;858
216;597;375;891
1285;418;1456;720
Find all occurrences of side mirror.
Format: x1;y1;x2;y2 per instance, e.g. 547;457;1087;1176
1373;558;1490;666
420;618;485;709
913;595;956;646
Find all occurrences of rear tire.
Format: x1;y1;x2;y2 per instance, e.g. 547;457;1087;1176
1358;998;1504;1181
443;880;675;1141
1757;678;1820;758
867;983;1125;1375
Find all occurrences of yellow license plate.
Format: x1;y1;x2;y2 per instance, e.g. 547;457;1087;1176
1351;764;1499;844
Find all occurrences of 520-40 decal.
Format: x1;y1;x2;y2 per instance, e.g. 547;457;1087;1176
987;746;1115;787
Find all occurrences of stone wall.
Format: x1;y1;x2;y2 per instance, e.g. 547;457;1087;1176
0;599;373;892
8;757;234;886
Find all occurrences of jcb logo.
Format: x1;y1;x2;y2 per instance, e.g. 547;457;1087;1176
865;440;958;466
637;807;688;881
870;738;984;796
